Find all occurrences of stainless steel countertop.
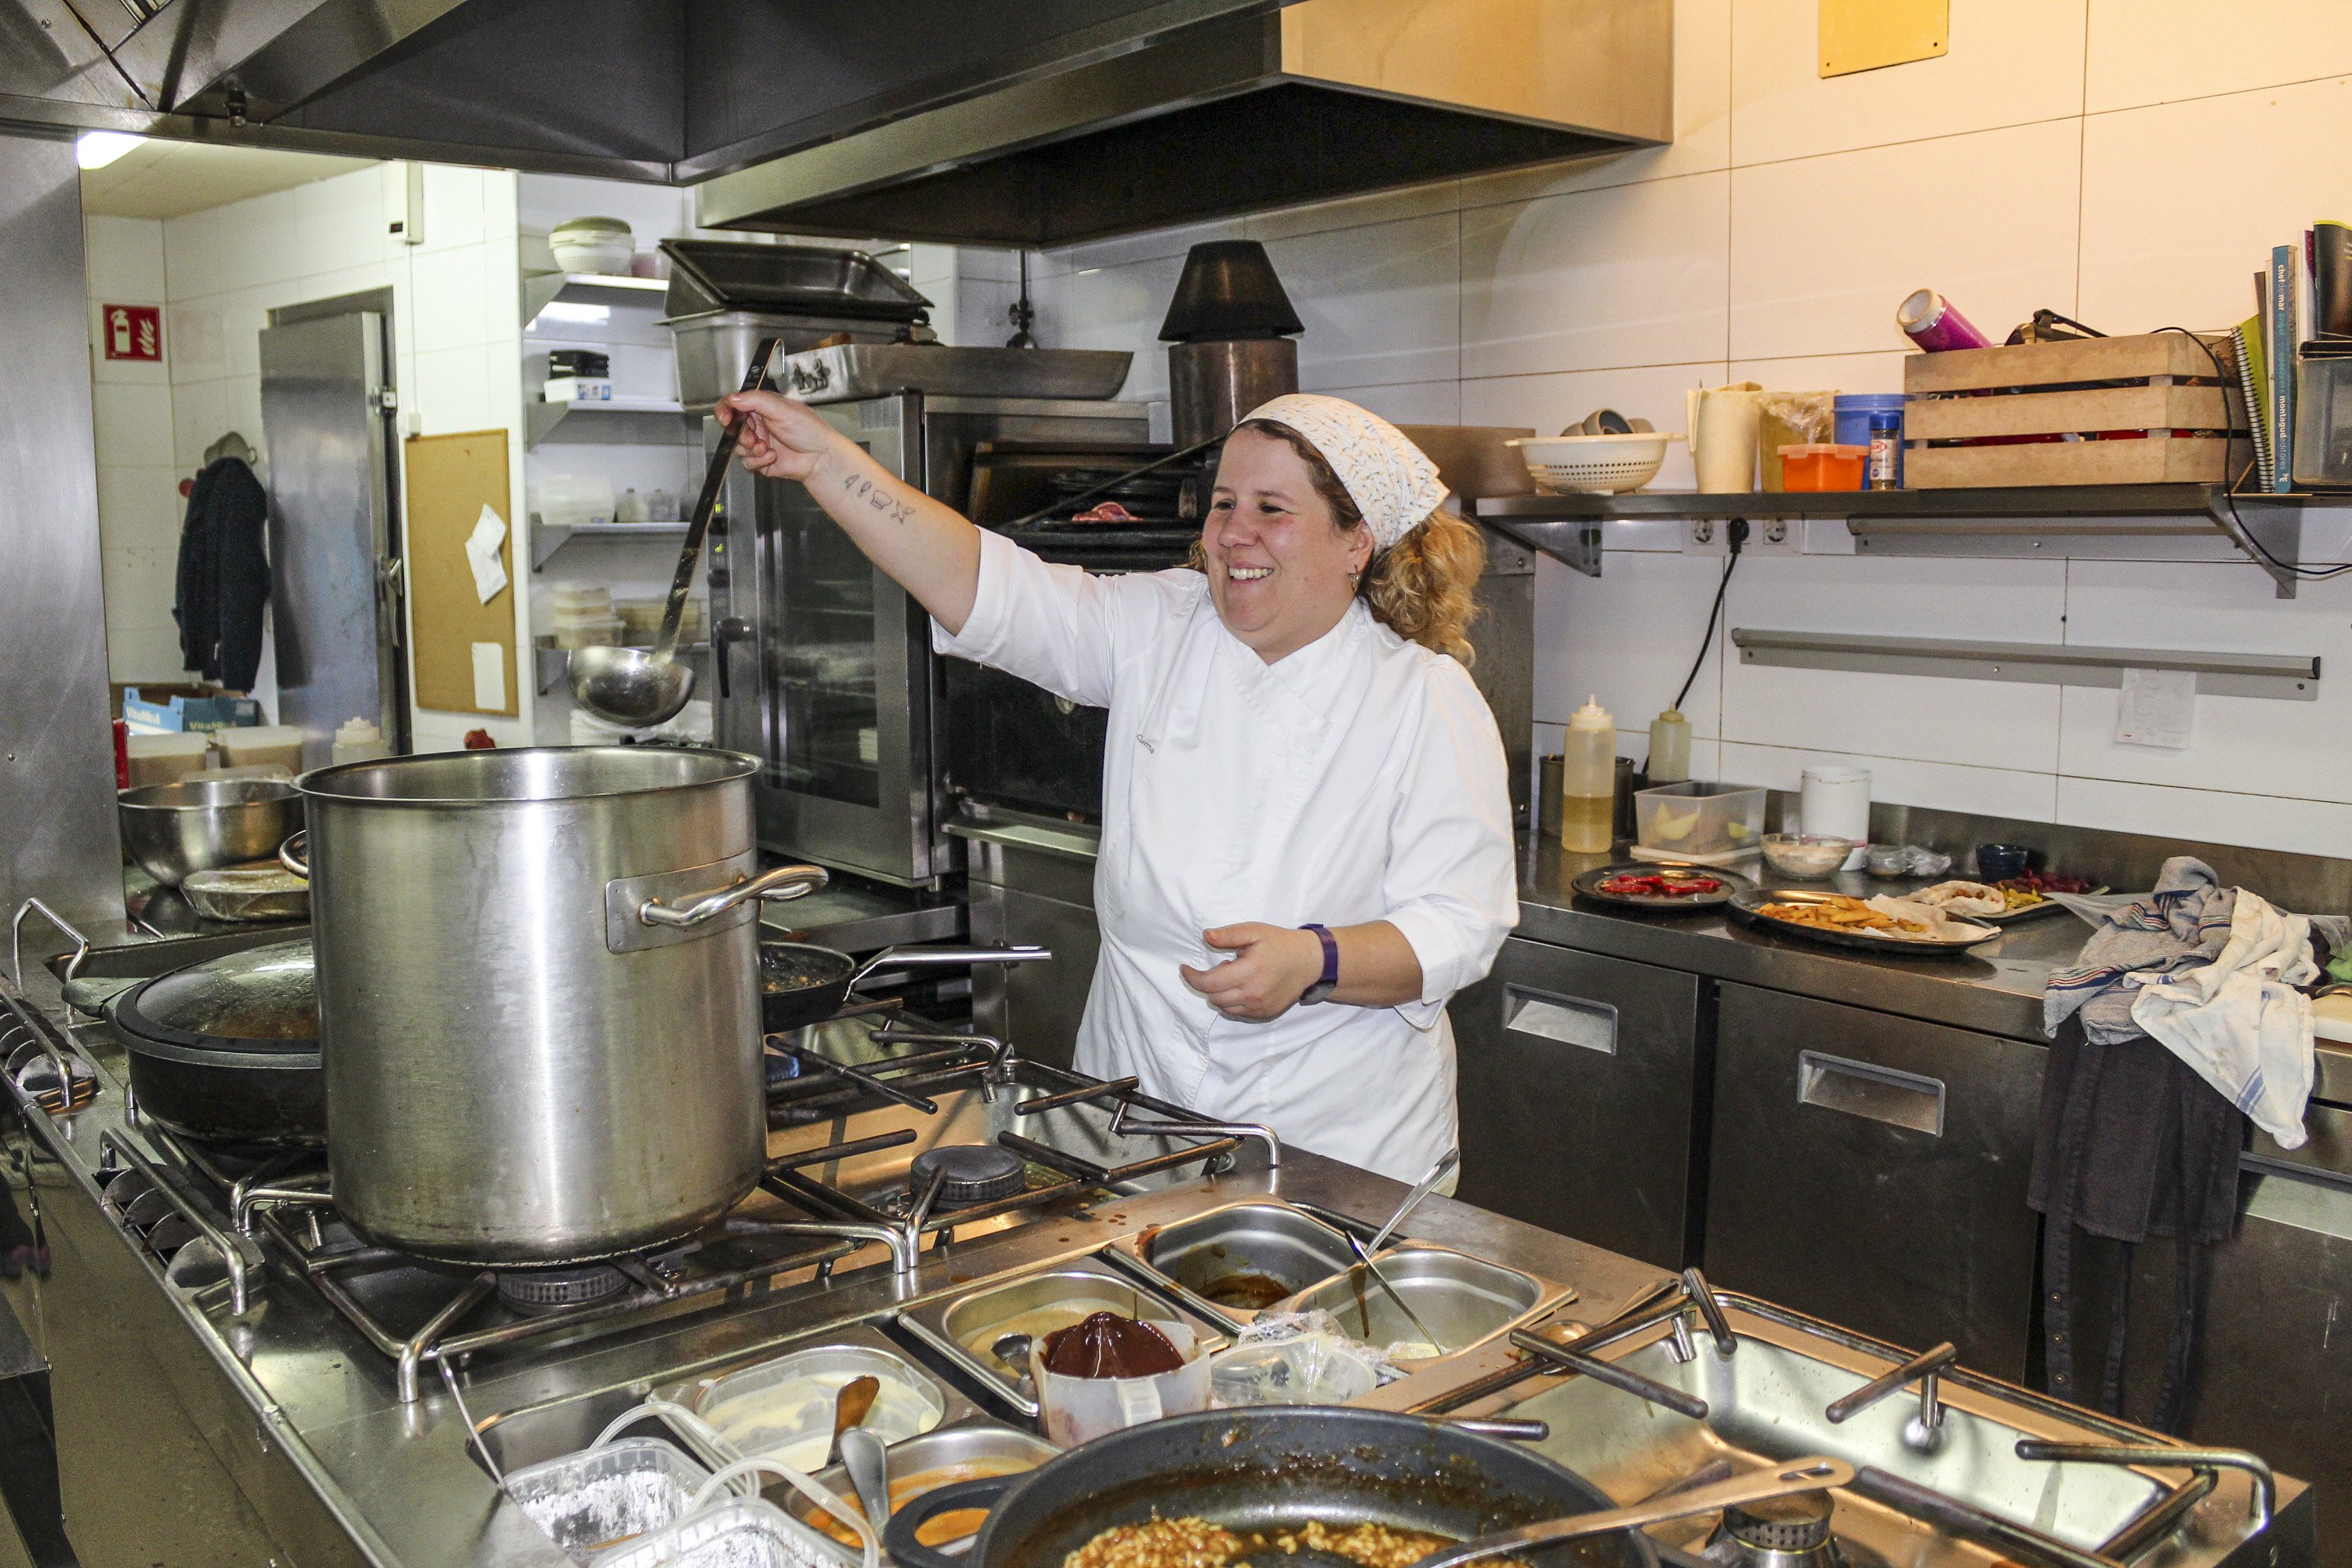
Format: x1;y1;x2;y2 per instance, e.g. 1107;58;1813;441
0;931;1673;1568
1515;837;2352;1108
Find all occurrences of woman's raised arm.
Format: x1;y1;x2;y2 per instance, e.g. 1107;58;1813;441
719;390;982;635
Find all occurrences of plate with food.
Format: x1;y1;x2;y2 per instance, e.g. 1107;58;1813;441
1909;875;2104;924
1571;862;1754;911
1729;886;2002;954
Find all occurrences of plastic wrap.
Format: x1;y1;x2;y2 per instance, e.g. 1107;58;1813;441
1756;392;1838;492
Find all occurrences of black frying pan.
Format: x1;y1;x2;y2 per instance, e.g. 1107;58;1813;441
760;942;1051;1033
884;1407;1650;1568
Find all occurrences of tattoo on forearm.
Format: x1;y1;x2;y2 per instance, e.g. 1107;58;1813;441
837;470;913;524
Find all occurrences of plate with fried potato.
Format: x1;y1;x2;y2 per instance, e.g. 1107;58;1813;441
1728;886;2002;954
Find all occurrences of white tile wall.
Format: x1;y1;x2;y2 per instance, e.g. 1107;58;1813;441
1029;1;2352;857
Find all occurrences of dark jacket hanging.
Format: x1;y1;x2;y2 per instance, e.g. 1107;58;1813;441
173;456;271;690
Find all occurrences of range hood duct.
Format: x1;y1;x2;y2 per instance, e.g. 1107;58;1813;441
694;0;1671;249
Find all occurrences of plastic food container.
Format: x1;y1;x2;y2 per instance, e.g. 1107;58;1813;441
212;724;307;775
504;1436;712;1564
1777;443;1867;492
1833;395;1905;486
123;732;217;788
1634;781;1767;858
1037;1323;1211;1447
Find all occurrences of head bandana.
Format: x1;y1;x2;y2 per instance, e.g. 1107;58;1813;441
1240;394;1449;553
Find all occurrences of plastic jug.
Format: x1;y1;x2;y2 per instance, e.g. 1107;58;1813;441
1037;1323;1211;1447
1646;708;1690;785
1559;696;1617;853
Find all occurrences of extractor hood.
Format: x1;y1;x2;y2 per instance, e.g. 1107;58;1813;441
695;0;1672;248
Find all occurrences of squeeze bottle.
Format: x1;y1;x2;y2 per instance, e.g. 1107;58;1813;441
1559;696;1617;853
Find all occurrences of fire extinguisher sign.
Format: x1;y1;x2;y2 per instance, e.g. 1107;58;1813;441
102;303;162;362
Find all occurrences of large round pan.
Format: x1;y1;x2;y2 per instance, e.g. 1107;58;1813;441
760;942;1051;1032
884;1407;1647;1568
101;938;324;1147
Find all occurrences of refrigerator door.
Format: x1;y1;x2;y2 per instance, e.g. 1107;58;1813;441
260;310;406;767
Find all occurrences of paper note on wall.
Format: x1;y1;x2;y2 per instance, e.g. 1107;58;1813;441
471;641;506;713
464;504;509;604
2115;667;2195;749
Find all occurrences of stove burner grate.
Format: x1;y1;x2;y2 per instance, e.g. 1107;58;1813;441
909;1143;1025;1208
495;1263;631;1316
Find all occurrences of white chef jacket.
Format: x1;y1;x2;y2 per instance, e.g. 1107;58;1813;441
935;532;1519;1181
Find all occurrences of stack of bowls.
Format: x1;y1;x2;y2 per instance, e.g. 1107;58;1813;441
550;216;634;275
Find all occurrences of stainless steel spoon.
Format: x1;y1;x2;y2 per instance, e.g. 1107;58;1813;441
568;339;779;728
840;1426;891;1536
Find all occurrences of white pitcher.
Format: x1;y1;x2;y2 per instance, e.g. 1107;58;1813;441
1686;381;1764;494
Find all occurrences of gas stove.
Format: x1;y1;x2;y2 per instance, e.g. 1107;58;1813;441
96;995;1261;1403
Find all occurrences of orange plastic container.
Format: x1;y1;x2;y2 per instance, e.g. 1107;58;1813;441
1778;443;1867;492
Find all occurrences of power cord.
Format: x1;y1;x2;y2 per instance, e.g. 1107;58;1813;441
2154;325;2352;579
1672;517;1747;713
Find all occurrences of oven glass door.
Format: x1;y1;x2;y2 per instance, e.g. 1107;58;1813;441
712;397;939;885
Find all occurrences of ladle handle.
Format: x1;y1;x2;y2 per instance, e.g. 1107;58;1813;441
1367;1147;1460;1255
1406;1457;1857;1568
658;339;780;662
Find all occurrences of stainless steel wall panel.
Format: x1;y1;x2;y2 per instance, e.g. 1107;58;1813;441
0;132;124;933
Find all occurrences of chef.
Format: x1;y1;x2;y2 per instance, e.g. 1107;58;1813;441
719;389;1518;1182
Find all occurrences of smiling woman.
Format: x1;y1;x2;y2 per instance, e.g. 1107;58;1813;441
719;388;1516;1182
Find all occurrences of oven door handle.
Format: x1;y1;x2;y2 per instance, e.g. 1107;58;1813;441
713;616;751;700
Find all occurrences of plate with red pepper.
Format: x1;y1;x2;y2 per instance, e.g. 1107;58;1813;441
1570;861;1755;911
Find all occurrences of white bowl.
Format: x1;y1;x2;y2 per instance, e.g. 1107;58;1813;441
550;234;635;275
1760;833;1855;879
1508;432;1675;495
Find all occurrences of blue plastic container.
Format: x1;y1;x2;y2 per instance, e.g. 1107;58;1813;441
1834;394;1907;488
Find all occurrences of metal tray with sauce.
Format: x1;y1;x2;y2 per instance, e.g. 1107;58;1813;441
896;1257;1225;1418
786;1418;1059;1558
1116;1201;1359;1319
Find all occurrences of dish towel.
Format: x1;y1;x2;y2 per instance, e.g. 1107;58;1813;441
2129;889;2318;1149
2043;857;2234;1044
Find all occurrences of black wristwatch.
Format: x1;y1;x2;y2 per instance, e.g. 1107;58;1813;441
1299;924;1340;1004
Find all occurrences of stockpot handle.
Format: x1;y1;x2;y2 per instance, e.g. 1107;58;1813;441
637;864;829;929
883;1475;1018;1568
278;830;309;880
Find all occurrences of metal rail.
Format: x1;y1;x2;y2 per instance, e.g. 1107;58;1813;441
98;1127;263;1314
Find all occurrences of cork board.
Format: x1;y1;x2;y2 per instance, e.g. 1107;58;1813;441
404;430;517;716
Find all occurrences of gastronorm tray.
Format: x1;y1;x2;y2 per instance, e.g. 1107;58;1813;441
1728;886;2001;956
648;1319;982;1475
1570;862;1753;912
896;1256;1225;1419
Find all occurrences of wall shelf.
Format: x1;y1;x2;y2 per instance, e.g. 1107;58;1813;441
1730;629;2321;701
521;270;670;328
1470;484;2324;598
530;517;688;570
524;398;697;450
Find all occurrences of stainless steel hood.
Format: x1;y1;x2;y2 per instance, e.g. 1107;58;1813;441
694;0;1672;248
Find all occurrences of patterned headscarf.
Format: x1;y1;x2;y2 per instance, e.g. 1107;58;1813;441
1241;394;1449;552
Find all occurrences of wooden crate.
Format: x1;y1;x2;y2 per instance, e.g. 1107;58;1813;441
1901;332;2245;488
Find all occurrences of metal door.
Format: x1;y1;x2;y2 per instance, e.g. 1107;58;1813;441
1452;937;1702;1270
1704;982;2045;1377
259;310;405;768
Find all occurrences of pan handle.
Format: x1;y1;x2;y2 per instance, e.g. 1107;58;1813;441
883;1475;1018;1568
278;830;309;880
848;945;1051;987
639;864;829;929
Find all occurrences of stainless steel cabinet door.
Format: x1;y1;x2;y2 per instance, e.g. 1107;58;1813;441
1453;938;1701;1270
1704;982;2045;1377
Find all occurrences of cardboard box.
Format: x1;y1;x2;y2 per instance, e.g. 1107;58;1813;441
122;687;261;734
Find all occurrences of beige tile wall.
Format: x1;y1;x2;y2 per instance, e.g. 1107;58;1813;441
1029;0;2352;856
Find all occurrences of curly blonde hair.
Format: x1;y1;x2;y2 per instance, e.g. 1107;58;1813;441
1191;418;1485;664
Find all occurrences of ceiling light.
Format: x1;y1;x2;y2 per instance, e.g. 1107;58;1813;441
75;132;142;171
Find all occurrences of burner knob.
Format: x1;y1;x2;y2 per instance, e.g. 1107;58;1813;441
1724;1494;1833;1554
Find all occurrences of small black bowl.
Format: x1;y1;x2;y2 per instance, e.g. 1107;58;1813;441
1975;843;2031;880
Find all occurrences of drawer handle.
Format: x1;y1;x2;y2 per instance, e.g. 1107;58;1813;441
1503;985;1618;1056
1797;1051;1944;1136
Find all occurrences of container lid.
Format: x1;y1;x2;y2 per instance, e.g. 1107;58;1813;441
552;216;633;236
1568;695;1613;731
111;938;317;1054
1158;241;1305;343
1652;707;1687;724
335;718;383;743
1832;393;1907;408
1777;444;1868;458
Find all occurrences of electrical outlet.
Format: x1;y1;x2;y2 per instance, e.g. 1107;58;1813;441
1744;517;1801;556
1683;518;1722;555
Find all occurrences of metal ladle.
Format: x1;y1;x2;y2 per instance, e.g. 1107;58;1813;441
568;339;780;728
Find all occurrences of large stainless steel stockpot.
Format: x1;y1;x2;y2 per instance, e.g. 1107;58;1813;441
288;747;823;1264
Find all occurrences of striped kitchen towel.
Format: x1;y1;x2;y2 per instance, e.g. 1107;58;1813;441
2043;858;2236;1044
